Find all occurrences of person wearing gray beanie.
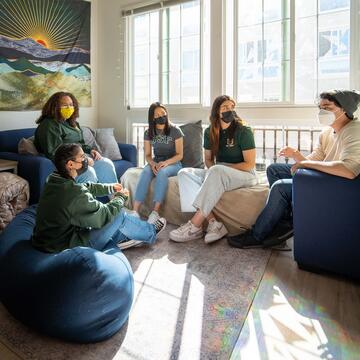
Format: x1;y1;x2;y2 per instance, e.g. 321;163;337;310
319;89;360;120
228;89;360;250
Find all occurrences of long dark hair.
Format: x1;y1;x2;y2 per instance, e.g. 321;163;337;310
54;143;81;180
36;92;80;127
209;95;244;161
147;102;171;140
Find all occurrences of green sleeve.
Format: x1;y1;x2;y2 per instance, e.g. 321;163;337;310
238;126;256;151
84;182;115;197
35;119;63;161
203;127;211;150
69;190;127;229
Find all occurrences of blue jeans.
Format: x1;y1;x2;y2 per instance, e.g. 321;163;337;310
87;209;157;251
76;157;118;184
252;163;293;241
134;162;182;204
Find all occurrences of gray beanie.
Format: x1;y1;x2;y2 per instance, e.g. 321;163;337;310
323;90;360;119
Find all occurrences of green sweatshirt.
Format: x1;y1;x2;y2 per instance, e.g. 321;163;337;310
34;117;92;160
32;173;128;253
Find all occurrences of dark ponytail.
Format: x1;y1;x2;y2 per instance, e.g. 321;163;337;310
54;143;82;179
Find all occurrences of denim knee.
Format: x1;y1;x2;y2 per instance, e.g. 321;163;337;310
270;180;292;203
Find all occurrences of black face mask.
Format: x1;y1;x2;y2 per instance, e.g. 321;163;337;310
221;110;237;124
154;115;167;125
75;157;89;176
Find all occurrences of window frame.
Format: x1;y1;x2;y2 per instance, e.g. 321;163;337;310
126;0;205;109
229;0;356;108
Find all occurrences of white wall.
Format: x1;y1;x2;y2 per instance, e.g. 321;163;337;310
0;0;98;131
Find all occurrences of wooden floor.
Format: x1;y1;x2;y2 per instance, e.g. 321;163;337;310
1;241;360;360
231;241;360;360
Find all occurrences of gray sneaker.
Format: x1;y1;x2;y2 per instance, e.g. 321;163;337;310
117;239;143;250
204;220;228;244
169;221;203;242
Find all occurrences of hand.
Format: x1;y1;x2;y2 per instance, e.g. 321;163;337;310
279;146;297;159
113;183;123;193
290;161;305;175
150;162;158;175
156;161;168;171
121;188;129;197
91;149;102;160
87;156;94;167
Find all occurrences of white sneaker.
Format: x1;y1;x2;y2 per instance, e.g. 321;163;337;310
117;239;143;250
147;210;160;224
204;220;228;244
169;221;203;242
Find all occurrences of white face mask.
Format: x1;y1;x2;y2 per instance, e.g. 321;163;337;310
317;109;336;126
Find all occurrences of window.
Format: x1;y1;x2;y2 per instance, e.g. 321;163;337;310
236;0;290;103
228;0;352;105
131;12;159;107
295;0;350;103
128;0;203;107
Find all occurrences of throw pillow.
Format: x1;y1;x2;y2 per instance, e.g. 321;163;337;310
180;120;204;168
81;126;100;152
94;128;122;160
18;136;39;156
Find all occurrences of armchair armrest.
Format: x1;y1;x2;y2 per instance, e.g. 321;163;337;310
118;143;137;167
293;169;360;278
0;152;55;205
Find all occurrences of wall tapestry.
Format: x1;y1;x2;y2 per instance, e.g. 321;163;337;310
0;0;91;110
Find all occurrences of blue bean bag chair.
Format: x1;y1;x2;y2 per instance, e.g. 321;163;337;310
0;205;134;343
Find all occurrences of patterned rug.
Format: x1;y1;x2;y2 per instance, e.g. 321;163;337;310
0;225;271;360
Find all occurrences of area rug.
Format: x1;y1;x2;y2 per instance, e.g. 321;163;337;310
0;225;271;360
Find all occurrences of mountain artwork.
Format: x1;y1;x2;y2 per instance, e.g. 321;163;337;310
0;0;91;111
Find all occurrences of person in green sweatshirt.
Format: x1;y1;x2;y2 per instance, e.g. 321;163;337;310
34;91;118;184
32;143;166;253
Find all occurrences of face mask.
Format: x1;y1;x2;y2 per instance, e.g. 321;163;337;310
74;157;88;176
60;106;75;120
317;109;336;126
154;115;167;125
221;110;237;124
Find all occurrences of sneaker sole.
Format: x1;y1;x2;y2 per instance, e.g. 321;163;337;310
117;240;143;250
204;228;229;244
155;218;167;236
227;237;263;249
169;233;203;242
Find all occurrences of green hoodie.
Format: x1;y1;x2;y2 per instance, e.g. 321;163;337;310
34;117;92;160
32;173;128;253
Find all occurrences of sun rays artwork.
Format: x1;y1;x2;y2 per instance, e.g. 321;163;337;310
0;0;91;110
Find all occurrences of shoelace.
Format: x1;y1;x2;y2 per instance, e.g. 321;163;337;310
154;220;164;232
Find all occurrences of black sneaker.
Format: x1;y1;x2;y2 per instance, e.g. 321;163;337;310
153;217;167;235
227;230;263;249
263;222;293;248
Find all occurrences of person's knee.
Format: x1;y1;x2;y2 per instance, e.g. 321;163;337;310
85;167;98;182
266;163;278;178
178;167;192;180
207;164;225;177
271;180;292;200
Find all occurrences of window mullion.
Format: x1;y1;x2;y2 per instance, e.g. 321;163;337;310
233;0;238;100
350;0;359;89
159;9;163;102
261;0;264;102
289;0;295;103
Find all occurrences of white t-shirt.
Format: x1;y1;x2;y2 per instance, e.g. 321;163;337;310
307;119;360;177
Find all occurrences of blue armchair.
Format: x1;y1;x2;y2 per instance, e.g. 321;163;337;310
0;128;137;205
293;169;360;279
